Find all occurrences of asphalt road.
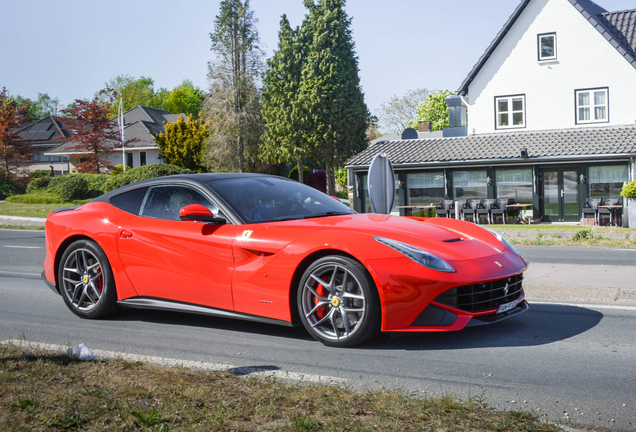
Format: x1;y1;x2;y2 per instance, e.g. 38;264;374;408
1;229;635;431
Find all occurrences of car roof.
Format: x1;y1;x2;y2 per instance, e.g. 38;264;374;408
92;173;287;203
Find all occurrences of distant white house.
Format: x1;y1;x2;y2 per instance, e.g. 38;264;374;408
41;106;182;173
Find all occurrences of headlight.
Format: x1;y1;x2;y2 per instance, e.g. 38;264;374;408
481;226;522;257
374;237;455;272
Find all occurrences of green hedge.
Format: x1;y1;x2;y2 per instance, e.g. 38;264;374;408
29;170;52;179
11;164;196;203
26;176;53;193
5;192;63;204
0;178;25;200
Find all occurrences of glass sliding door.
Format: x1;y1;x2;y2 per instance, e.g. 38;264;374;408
542;169;579;222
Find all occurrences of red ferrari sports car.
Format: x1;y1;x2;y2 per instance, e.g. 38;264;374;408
43;173;528;347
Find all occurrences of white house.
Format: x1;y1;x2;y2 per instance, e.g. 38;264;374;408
346;0;636;224
44;106;183;172
460;0;636;134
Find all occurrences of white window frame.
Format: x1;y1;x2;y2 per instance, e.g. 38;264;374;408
575;88;608;124
495;95;526;130
538;33;557;61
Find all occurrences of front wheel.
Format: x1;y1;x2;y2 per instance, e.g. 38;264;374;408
297;256;380;347
58;239;118;319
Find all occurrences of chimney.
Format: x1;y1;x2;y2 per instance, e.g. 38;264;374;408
418;121;432;132
443;95;468;137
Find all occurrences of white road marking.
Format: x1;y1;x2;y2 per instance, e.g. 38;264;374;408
530;300;636;311
1;340;346;385
4;245;42;249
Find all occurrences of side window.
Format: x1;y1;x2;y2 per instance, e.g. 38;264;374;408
110;187;149;215
495;95;525;129
140;185;219;221
575;88;608;124
538;33;556;61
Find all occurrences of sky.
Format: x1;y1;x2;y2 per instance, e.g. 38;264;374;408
2;0;635;117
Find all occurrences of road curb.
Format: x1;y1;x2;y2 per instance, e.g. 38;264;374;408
496;229;636;240
0;216;46;226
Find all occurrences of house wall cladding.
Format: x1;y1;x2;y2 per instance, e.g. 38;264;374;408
468;0;636;134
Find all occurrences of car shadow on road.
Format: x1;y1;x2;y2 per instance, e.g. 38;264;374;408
107;303;603;351
108;308;314;342
365;303;604;351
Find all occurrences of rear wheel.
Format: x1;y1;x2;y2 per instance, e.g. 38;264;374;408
58;240;118;319
297;256;380;347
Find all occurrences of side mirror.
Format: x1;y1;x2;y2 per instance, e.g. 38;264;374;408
179;204;226;224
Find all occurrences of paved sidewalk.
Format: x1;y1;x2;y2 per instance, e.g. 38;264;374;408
0;215;46;227
523;263;636;305
0;215;46;228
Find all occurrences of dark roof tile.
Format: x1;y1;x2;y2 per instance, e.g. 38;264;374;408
346;125;636;167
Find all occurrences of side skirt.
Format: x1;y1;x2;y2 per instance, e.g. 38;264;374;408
117;297;297;328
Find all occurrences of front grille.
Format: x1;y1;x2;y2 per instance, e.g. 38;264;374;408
434;274;524;312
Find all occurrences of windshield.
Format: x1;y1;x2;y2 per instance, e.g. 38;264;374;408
206;176;355;223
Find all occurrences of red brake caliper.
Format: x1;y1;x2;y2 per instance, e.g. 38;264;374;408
96;266;103;293
313;279;327;319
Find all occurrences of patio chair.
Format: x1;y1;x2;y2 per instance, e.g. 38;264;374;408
582;198;601;225
491;198;513;224
476;199;496;224
461;199;481;222
436;200;455;218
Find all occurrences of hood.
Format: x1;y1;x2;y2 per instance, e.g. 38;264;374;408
271;214;510;262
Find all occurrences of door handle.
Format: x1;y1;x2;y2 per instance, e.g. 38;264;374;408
560;189;564;198
120;230;133;239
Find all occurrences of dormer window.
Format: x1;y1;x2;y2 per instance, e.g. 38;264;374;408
538;33;556;61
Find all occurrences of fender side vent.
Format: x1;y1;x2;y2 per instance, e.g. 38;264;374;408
442;238;464;243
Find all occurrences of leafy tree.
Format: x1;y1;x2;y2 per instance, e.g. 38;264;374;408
410;89;453;131
204;0;264;173
16;93;60;120
101;75;155;116
366;116;381;142
59;90;121;174
153;114;208;172
377;88;429;134
260;15;308;182
164;80;204;119
297;0;369;195
0;87;33;181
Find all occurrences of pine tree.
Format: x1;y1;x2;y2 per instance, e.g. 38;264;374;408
205;0;264;173
153;115;208;172
260;16;308;182
298;0;368;194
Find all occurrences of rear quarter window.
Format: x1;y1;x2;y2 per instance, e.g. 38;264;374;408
109;187;149;215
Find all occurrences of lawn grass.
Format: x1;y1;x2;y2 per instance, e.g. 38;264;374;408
0;342;561;432
0;202;67;219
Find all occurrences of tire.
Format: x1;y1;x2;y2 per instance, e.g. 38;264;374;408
57;239;118;319
297;255;380;347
